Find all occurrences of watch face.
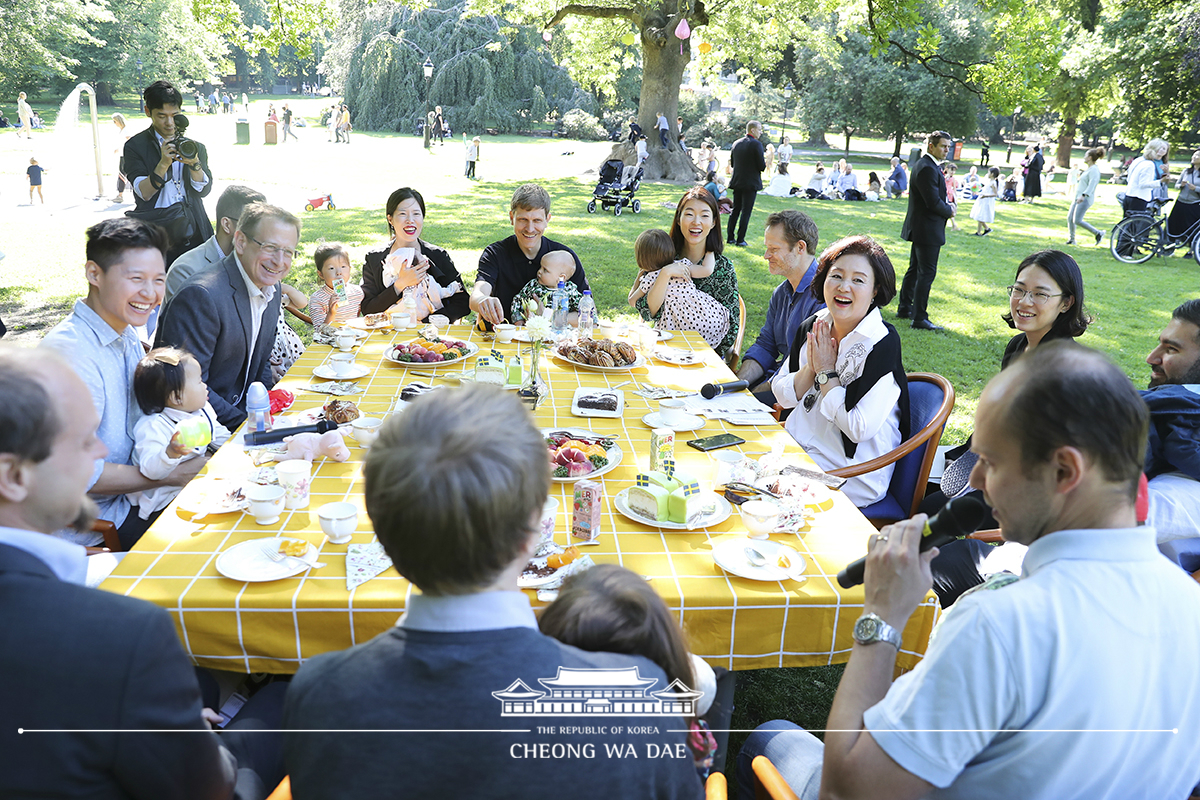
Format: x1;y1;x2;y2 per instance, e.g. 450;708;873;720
855;617;879;640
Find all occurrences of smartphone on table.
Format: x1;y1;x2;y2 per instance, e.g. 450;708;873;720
686;433;746;452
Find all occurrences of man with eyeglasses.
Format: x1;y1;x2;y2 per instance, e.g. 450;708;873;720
157;202;301;429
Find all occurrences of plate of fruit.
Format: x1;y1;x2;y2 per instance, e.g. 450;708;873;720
553;338;645;372
384;335;479;367
543;428;623;482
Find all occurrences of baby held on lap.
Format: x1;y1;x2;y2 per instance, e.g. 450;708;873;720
510;250;582;324
629;228;727;349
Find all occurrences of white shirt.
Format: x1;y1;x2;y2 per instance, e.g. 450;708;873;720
864;526;1200;799
0;525;87;585
771;308;901;506
776;143;792;164
763;173;795;197
636;139;648;164
234;256;277;385
1126;156;1160;201
400;590;539;632
130;405;231;518
132;130;209;209
807;170;826;192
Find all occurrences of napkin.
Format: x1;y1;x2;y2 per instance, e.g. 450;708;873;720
682;393;776;425
346;542;393;591
300;381;364;395
534;555;596;601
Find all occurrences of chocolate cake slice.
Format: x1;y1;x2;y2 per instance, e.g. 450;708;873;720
577;392;618;412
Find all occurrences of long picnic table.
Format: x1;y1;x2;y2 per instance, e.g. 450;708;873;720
100;325;939;674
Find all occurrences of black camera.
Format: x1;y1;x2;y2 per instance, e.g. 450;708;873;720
171;113;199;161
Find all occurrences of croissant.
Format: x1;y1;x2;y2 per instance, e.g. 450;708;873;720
322;399;361;424
593;351;616;368
614;342;637;364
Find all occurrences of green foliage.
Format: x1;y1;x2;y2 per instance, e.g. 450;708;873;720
559;108;606;140
0;0;110;97
340;0;590;133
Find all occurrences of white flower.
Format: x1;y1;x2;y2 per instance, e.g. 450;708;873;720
525;315;553;343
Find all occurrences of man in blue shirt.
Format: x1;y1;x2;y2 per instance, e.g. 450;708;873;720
737;210;824;406
884;157;908;199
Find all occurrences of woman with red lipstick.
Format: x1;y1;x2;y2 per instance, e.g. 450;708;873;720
360;187;470;321
771;235;907;507
632;188;740;356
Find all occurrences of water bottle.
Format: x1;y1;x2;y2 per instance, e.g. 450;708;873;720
245;381;272;434
551;279;569;337
578;290;596;340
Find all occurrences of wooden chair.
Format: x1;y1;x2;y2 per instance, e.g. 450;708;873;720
752;754;800;800
826;372;955;528
706;771;729;799
725;295;747;371
84;519;122;555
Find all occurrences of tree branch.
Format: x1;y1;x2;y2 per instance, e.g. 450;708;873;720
546;3;635;28
886;38;985;98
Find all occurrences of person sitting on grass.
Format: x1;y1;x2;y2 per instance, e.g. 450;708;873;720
539;564;723;781
282;385;702;799
131;347;231;521
306;242;364;326
627;229;725;349
509;250;582;326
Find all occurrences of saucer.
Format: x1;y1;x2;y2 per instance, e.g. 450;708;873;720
314;364;370;381
641;411;705;432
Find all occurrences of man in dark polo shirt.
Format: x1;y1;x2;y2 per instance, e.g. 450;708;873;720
471;184;588;325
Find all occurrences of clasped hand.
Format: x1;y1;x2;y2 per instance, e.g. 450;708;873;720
806;316;839;374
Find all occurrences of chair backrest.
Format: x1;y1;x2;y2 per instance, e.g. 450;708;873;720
726;295;748;369
752;755;800;800
890;372;955;518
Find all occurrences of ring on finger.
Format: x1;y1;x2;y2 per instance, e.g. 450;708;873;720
877;534;889;543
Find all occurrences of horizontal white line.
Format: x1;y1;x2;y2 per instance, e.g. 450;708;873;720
674;728;1181;734
20;728;531;734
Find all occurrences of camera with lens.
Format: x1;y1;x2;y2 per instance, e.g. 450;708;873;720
170;112;199;161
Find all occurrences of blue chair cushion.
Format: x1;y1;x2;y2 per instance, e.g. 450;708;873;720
858;493;906;521
883;379;947;519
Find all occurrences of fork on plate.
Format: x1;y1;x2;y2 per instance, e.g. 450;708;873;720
262;543;325;569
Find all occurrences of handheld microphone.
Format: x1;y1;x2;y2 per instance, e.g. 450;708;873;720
836;495;987;589
700;380;750;399
244;419;339;447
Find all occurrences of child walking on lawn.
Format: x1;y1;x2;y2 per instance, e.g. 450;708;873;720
27;157;46;204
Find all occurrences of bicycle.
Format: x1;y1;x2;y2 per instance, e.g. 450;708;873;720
1110;198;1200;264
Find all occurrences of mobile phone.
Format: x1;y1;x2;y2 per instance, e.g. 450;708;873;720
686;433;746;452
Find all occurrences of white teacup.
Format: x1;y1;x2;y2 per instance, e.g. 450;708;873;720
636;325;657;353
428;314;449;336
659;398;688;428
740;499;780;540
391;312;411;330
329;352;357;377
276;460;312;510
539;496;559;542
317;501;358;544
350;417;383;446
246;484;286;525
493;323;516;343
712;450;745;486
334;331;356;352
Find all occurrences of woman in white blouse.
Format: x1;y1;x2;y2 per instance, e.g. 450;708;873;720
771;235;908;507
1125;138;1169;215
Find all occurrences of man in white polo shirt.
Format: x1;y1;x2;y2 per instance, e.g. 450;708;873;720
738;341;1200;799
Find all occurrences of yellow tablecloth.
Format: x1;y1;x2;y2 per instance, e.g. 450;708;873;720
100;326;939;674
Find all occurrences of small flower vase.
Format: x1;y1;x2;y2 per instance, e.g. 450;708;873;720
519;342;547;407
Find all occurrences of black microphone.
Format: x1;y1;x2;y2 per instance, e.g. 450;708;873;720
836;495;987;589
244;419;339;447
700;380;750;399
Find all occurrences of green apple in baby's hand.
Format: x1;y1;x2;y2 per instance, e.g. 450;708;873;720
174;417;212;450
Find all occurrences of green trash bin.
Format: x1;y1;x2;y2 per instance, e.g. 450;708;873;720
236;119;250;145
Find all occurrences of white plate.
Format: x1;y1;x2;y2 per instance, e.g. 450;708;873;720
175;478;250;516
755;475;835;512
653;347;702;366
543;427;623;483
553;350;647;373
570;387;625;418
613;488;732;530
382;340;480;368
343;315;394;331
518;556;569;588
642;411;706;432
712;538;806;582
656;330;674;341
313;364;371;381
216;538;319;582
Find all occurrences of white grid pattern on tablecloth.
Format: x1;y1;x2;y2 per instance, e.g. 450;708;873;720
100;326;939;674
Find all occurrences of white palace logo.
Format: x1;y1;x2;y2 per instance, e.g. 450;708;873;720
492;666;702;717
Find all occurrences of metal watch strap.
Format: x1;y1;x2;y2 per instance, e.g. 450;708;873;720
853;612;902;650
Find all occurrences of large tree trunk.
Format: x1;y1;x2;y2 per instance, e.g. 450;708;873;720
892;130;904;158
635;14;699;181
804;130;827;147
1055;115;1076;168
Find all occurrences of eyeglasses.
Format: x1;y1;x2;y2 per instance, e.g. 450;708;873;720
249;236;297;261
1007;286;1063;305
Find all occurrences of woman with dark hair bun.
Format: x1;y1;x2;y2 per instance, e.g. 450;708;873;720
359;187;470;320
927;249;1091;606
771;235;908;507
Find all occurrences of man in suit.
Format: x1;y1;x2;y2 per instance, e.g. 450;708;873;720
124;80;214;267
156;203;300;430
727;120;766;247
0;346;277;798
165;185;267;307
284;385;702;799
897;131;955;331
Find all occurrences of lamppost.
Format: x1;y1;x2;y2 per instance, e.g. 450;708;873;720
422;58;434;149
1007;105;1021;163
782;83;793;141
137;60;144;112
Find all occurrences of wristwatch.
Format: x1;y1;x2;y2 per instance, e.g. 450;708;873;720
814;370;839;389
853;612;902;650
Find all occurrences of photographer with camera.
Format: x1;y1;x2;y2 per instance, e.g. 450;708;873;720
124;81;214;267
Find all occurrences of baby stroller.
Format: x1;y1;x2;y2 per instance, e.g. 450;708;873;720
587;159;643;216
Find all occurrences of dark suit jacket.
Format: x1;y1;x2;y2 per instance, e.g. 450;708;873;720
123;126;215;247
728;135;766;191
901;154;954;246
156;251;280;429
359;239;470;320
0;543;237;799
